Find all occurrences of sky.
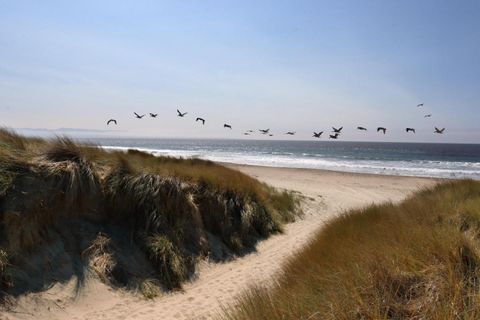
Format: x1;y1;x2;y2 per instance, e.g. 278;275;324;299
0;0;479;143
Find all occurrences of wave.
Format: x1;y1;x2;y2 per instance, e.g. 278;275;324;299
100;145;480;180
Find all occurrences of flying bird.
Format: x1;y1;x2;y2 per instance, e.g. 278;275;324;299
406;128;416;133
259;129;270;134
417;103;424;107
285;132;296;135
196;117;205;125
134;112;145;119
332;127;343;133
377;127;387;134
107;119;117;125
424;114;432;118
149;113;158;118
313;131;323;138
269;134;274;137
434;127;445;134
177;109;188;117
357;126;367;131
224;124;232;129
247;130;254;133
243;133;250;135
329;133;339;139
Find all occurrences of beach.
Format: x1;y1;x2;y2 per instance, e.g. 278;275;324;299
4;164;437;320
3;1;478;318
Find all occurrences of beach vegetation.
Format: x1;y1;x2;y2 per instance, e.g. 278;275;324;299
0;128;300;300
222;180;480;320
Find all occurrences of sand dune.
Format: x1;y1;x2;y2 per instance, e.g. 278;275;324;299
3;166;437;320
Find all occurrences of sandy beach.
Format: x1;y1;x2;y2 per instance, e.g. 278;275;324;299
3;165;438;320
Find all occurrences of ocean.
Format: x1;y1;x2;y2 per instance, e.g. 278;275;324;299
81;138;480;180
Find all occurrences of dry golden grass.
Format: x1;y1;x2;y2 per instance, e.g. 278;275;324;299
222;180;480;320
91;148;299;220
0;127;43;156
0;128;300;297
139;278;162;299
81;233;116;283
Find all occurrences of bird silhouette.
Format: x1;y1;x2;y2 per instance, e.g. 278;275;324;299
313;131;323;138
332;127;343;133
196;117;205;125
243;133;250;135
134;112;145;119
285;132;296;135
329;133;339;139
259;129;270;134
377;127;387;134
247;130;254;133
107;119;117;125
149;113;158;118
406;128;416;133
224;124;232;129
434;127;445;134
177;109;188;117
417;103;424;107
269;134;274;137
424;114;432;118
357;126;367;131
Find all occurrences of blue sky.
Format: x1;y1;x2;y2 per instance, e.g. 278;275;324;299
1;0;479;142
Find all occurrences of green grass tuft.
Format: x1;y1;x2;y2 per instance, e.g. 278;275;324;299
145;235;188;289
139;278;162;299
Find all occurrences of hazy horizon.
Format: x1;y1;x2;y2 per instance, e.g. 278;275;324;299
1;1;479;143
6;127;478;145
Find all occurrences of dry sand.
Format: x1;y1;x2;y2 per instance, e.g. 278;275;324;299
2;165;438;320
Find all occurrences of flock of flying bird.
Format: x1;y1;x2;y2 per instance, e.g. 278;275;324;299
106;103;446;139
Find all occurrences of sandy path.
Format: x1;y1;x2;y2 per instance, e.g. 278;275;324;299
3;166;437;320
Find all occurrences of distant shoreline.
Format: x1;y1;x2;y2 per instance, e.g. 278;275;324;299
220;161;444;181
13;129;480;145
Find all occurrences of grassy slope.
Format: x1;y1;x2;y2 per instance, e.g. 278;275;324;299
0;129;300;299
223;180;480;320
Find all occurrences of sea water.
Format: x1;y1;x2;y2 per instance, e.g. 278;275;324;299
81;138;480;180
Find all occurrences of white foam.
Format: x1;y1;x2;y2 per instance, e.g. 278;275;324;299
100;145;480;180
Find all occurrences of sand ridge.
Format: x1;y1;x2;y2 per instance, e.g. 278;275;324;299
2;166;437;320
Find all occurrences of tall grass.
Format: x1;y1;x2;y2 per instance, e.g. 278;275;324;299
222;180;480;320
0;127;43;157
0;128;300;297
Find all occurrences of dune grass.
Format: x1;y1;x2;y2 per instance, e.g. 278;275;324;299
87;148;299;223
0;128;300;298
222;180;480;320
